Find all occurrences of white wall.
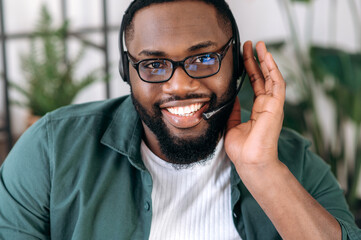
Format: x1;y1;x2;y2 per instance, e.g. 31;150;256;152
0;0;360;136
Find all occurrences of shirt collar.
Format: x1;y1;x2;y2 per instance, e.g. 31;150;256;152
101;96;147;171
100;95;252;177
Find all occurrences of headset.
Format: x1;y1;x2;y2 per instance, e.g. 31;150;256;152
118;0;246;120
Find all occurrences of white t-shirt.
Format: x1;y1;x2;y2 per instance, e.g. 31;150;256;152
141;137;241;240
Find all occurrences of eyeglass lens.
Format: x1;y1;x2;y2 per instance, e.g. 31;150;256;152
138;53;220;82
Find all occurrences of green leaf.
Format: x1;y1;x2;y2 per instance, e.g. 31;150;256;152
310;46;361;123
12;4;102;116
9;81;31;99
310;46;361;91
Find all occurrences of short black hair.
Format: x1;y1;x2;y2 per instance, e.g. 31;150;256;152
123;0;233;46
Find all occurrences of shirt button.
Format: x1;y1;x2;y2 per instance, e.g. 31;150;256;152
144;201;150;211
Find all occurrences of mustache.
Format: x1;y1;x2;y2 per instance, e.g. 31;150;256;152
155;93;213;106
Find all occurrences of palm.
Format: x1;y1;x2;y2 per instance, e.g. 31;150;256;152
225;41;286;172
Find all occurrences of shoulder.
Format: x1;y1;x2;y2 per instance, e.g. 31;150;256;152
27;95;132;137
6;95;134;171
278;127;311;164
45;95;131;122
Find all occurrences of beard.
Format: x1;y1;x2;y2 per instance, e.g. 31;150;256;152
131;83;235;169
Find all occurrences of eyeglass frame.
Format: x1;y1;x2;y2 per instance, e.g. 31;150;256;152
126;37;234;83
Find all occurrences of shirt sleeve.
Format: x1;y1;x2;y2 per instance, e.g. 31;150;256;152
302;149;361;240
337;217;361;240
0;117;51;239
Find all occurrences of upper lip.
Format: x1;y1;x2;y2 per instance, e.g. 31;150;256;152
159;98;211;109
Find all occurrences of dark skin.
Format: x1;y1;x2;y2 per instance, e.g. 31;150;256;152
127;1;341;239
127;2;233;159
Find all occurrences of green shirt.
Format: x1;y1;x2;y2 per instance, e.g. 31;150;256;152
0;96;360;239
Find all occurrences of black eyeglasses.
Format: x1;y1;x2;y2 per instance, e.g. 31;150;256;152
127;38;234;83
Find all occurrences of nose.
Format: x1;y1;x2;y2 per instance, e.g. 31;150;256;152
162;67;201;97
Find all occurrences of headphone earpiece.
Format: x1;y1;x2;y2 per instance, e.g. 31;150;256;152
231;17;244;83
238;48;245;78
119;51;129;82
118;59;124;81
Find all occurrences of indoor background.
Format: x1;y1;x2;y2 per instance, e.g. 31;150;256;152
1;0;360;222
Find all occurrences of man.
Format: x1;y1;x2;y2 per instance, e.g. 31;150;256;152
0;0;360;239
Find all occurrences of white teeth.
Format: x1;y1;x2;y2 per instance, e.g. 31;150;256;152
167;103;203;116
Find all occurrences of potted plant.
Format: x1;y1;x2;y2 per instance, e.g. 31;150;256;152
267;0;361;225
11;5;102;126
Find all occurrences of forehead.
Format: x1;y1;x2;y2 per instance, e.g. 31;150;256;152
128;1;229;56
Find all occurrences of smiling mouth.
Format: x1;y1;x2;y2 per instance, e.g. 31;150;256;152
166;103;205;117
160;99;210;129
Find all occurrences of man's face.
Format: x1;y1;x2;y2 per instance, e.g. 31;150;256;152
127;1;235;167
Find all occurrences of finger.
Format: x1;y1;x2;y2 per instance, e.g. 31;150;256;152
265;52;286;101
256;42;273;95
243;41;265;97
255;41;268;62
226;97;241;132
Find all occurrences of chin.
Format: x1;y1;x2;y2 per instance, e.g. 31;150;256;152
131;91;233;166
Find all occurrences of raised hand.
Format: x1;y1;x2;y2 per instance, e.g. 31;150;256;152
225;41;286;176
224;41;341;240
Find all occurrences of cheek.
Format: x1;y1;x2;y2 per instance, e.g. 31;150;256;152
211;59;234;98
129;67;160;107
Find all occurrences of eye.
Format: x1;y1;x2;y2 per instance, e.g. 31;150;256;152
193;54;216;65
143;61;167;69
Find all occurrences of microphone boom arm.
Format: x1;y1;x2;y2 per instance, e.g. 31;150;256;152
202;70;246;120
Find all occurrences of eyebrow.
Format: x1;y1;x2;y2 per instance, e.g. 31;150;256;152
138;41;218;57
188;41;217;52
138;50;167;57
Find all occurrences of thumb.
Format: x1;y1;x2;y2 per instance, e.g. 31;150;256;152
226;97;241;132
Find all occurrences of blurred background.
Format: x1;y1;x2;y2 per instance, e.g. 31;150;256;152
0;0;360;223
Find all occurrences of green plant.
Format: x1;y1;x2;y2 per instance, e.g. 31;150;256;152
270;0;361;214
310;46;361;209
11;5;101;116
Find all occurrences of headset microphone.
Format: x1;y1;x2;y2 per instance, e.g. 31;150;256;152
202;70;246;120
